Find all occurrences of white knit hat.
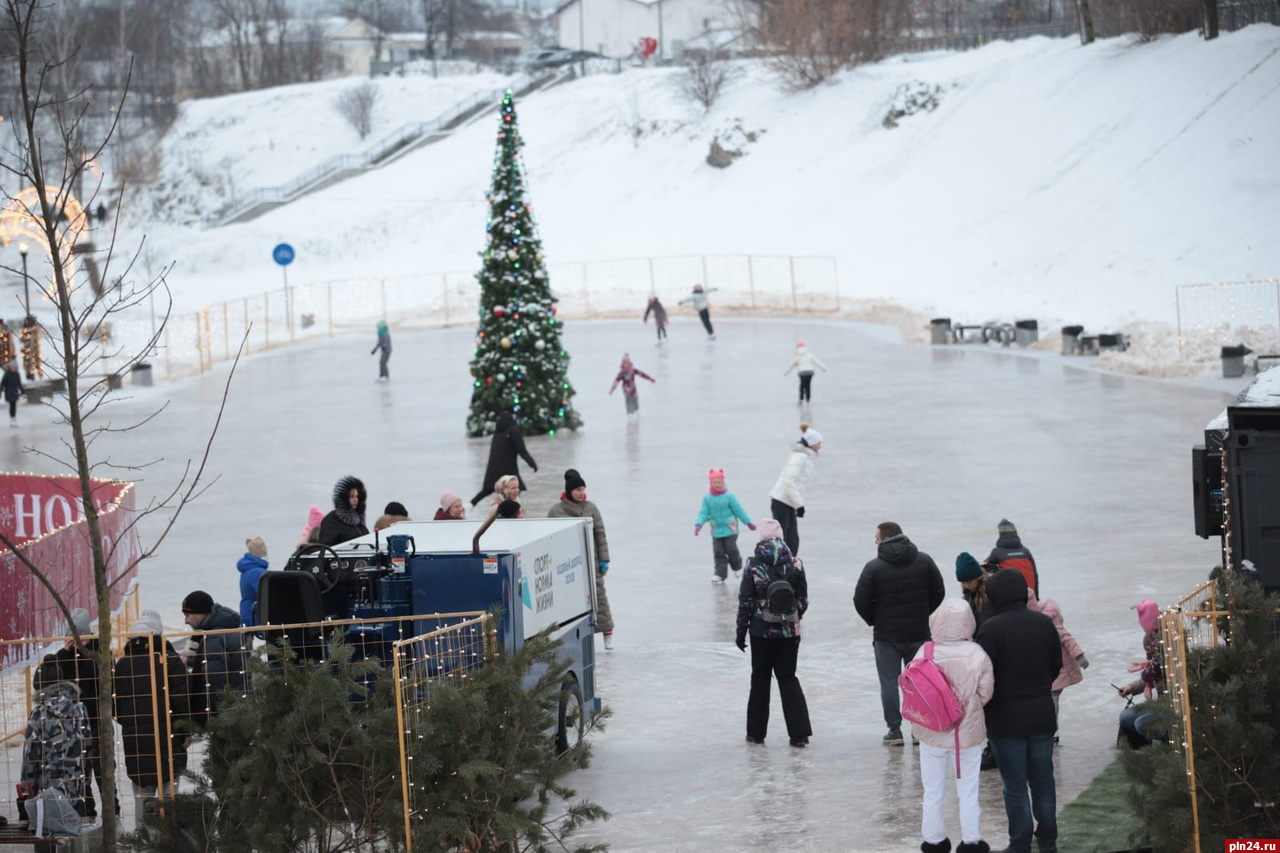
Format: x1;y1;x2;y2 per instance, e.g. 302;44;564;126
801;427;823;447
69;608;91;636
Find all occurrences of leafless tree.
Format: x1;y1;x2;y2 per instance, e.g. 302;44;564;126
335;81;379;140
0;1;239;847
678;50;738;111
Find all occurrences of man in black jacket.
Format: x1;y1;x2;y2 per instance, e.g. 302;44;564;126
976;569;1062;853
853;521;945;746
181;591;248;724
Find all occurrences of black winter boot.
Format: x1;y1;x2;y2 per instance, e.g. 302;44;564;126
921;840;952;853
956;842;990;853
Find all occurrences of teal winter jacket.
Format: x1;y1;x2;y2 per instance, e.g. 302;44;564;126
696;492;752;538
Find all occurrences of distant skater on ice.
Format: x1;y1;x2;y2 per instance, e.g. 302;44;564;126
678;283;718;339
783;339;827;403
370;320;392;382
608;353;655;417
643;296;669;341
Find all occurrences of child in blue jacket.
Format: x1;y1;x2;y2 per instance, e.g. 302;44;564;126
695;469;755;583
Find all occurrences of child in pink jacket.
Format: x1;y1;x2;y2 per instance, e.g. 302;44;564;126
913;598;995;853
1037;599;1088;740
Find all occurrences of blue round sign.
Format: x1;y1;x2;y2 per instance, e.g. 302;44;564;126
272;243;295;266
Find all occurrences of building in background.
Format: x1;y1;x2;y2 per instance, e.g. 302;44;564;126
552;0;731;61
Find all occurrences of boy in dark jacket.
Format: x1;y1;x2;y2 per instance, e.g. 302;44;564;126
181;591;248;723
976;569;1062;853
853;521;946;746
985;519;1039;599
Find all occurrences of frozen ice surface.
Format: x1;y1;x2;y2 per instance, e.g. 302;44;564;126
0;317;1234;849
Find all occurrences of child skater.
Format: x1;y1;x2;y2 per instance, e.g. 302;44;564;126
695;469;755;583
643;296;669;341
914;598;994;853
782;339;828;403
370;320;392;382
678;283;718;339
608;354;655;417
1037;599;1088;743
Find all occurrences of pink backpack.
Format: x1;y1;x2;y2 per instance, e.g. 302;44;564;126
899;641;967;776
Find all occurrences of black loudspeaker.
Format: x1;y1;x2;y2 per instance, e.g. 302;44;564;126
1226;407;1280;591
1192;444;1224;539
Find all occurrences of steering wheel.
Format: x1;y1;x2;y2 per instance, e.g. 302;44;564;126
287;543;344;594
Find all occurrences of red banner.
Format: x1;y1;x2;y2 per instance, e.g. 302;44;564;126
0;474;139;657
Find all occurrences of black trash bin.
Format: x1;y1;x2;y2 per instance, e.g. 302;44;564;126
131;362;153;387
1061;325;1084;356
929;318;952;345
1221;344;1251;378
1014;319;1039;346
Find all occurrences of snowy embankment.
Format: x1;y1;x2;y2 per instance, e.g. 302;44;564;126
121;27;1280;378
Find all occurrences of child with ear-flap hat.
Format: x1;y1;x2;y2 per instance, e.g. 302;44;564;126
694;468;755;584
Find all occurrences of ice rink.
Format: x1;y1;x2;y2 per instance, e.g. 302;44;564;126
0;316;1236;850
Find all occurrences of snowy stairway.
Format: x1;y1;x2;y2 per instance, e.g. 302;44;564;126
215;72;563;227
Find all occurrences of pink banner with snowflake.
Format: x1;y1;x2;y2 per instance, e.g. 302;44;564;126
0;475;139;655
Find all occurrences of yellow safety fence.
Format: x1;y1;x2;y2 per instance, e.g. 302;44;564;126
0;609;489;844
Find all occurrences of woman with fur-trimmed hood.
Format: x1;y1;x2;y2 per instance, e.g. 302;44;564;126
317;475;369;546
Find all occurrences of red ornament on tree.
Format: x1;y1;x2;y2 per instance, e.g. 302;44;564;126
493;305;505;317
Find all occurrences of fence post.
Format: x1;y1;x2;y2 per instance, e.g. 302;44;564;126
381;276;389;321
243;298;251;354
702;255;709;288
648;258;656;296
1175;286;1185;360
164;323;171;378
747;256;756;309
327;283;334;338
223;302;230;361
789;256;798;312
264;294;270;349
201;308;211;372
832;257;841;310
583;263;590;314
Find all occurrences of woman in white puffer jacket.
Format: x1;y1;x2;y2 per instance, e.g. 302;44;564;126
913;598;995;853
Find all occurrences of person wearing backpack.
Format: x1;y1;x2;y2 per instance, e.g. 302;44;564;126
905;599;995;853
734;519;812;747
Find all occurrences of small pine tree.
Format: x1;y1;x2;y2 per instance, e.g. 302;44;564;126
1124;571;1280;850
466;90;582;439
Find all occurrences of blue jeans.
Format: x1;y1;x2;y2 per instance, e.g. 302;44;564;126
989;734;1057;853
872;639;922;730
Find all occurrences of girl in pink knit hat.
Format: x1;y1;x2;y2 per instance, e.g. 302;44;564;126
695;468;755;583
608;353;655;418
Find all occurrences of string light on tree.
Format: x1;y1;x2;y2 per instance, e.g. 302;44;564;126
466;90;581;438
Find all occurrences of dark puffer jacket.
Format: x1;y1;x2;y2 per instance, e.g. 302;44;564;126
852;534;945;643
737;538;808;639
470;411;538;506
975;569;1062;738
985;519;1039;598
318;475;369;546
53;640;103;741
188;604;247;722
113;636;193;788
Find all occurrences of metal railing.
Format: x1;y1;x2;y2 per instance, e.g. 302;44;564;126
99;253;839;383
1175;278;1280;360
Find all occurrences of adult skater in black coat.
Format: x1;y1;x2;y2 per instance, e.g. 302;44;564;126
470;410;538;507
317;475;369;546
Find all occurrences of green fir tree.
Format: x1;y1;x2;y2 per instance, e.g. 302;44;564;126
1123;569;1280;850
467;90;581;439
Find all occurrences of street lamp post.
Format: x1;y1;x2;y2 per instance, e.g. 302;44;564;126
17;242;29;321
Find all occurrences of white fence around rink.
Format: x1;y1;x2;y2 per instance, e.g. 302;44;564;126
1175;278;1280;360
101;254;840;382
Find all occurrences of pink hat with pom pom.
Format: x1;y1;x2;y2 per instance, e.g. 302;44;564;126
1133;599;1159;635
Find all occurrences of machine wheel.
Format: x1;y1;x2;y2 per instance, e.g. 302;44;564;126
556;678;585;756
288;544;344;594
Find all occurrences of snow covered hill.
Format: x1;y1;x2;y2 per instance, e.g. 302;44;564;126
122;28;1280;358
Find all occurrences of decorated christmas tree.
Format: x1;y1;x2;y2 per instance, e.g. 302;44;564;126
466;91;581;438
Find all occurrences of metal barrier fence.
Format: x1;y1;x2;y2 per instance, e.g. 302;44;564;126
1160;580;1218;853
103;253;840;382
391;613;496;848
1175;278;1280;360
0;609;485;839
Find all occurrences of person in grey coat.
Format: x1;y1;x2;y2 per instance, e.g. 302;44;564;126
548;468;614;649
